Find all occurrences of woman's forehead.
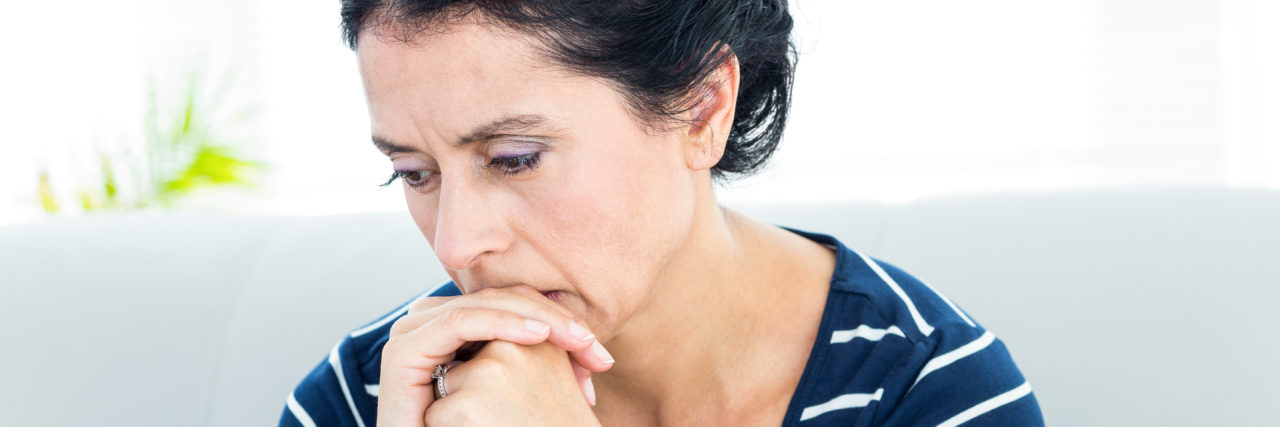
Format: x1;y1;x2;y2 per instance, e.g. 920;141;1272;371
356;21;635;151
362;27;557;119
357;19;556;97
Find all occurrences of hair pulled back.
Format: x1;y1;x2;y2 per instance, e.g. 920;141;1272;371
341;0;796;180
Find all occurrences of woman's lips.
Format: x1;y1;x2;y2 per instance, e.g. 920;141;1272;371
541;290;562;301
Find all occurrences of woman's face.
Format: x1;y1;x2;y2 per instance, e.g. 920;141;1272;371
357;20;701;337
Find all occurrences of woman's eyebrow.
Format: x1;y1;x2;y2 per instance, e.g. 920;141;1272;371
372;135;418;154
371;114;554;155
456;114;553;146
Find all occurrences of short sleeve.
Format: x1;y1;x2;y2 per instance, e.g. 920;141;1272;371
873;324;1045;426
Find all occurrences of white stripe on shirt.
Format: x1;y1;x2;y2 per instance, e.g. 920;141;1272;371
329;341;367;427
364;383;380;397
937;381;1033;427
831;325;906;343
911;331;996;390
286;392;317;427
800;388;885;421
854;252;935;337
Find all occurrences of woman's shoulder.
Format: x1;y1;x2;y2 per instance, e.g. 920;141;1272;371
786;226;980;343
782;228;1043;425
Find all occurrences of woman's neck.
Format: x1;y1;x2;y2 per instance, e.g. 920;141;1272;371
590;194;835;425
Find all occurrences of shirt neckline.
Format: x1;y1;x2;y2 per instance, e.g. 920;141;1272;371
775;226;856;426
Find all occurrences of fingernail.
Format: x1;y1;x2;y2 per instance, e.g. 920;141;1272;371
589;340;614;365
584;377;597;406
525;318;550;334
570;321;595;342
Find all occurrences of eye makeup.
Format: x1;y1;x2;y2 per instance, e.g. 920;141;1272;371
379;154;438;188
484;152;543;177
380;169;436;188
380;140;549;188
481;139;548;177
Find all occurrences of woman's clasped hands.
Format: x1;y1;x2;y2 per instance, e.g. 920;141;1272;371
377;285;614;426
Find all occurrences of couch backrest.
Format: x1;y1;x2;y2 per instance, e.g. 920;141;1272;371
1;187;1276;426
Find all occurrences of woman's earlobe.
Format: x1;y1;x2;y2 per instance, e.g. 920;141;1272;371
684;125;726;171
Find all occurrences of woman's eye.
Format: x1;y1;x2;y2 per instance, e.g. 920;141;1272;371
485;152;542;177
402;170;433;186
380;170;435;188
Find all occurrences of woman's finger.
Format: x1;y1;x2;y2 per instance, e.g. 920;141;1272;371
434;345;596;405
378;308;552;427
392;286;615;371
429;357;498;399
569;339;616;374
389;307;553;366
573;361;596;406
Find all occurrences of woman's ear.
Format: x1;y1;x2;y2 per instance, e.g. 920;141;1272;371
683;52;740;171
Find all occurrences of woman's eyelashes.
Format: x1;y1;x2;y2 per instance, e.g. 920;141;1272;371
380;170;436;188
484;152;543;177
381;152;544;188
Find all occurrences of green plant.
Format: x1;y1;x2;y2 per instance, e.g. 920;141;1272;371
37;69;262;213
142;72;261;207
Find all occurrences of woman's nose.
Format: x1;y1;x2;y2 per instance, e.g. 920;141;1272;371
431;177;512;271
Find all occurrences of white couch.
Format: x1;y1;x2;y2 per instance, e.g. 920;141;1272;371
2;186;1277;426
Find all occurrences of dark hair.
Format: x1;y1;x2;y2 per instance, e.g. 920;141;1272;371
340;0;795;181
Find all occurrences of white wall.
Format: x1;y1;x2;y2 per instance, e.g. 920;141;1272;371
2;0;1278;226
723;0;1279;202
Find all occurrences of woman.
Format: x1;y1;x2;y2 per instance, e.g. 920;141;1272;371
282;0;1044;425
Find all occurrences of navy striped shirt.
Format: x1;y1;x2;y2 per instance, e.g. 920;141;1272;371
280;229;1044;426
